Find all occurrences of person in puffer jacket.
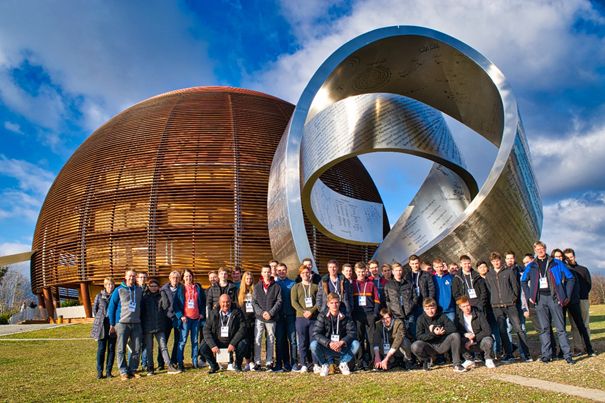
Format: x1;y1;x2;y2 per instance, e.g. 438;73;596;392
91;277;116;379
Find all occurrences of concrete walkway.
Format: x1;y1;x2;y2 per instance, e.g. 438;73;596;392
494;374;605;402
0;323;68;336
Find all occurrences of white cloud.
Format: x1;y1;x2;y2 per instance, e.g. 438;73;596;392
3;121;22;134
0;241;31;256
0;155;54;196
541;192;605;275
531;124;605;197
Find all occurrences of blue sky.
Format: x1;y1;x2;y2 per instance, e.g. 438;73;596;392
1;0;605;276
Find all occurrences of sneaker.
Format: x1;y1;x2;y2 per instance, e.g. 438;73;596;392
146;371;155;376
299;365;308;373
167;364;182;374
208;365;220;374
540;356;552;363
485;359;496;369
251;362;261;371
157;365;165;371
319;364;329;377
234;364;243;372
521;355;533;362
565;357;576;365
589;351;598;357
422;360;431;371
500;355;514;363
271;366;284;373
120;373;129;381
130;373;141;379
106;372;114;378
313;364;322;374
339;362;351;375
453;364;467;373
97;373;104;379
227;363;235;371
461;360;475;370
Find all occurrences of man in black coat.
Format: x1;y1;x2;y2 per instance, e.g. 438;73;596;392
252;265;282;370
452;255;488;312
456;296;495;369
200;294;247;373
406;255;435;338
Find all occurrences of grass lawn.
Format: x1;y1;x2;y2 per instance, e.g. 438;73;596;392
0;305;604;402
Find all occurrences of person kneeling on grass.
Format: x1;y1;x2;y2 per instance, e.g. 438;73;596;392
141;278;181;375
201;294;248;373
373;308;413;371
456;296;495;369
411;297;466;372
310;292;359;376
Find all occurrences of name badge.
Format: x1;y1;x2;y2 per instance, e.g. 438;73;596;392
128;300;136;312
220;325;229;338
245;301;253;313
415;287;420;296
539;277;548;289
467;288;477;299
383;343;391;351
187;299;194;309
330;334;340;342
399;295;403;305
304;297;313;308
358;296;367;306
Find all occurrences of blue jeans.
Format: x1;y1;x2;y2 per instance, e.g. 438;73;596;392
177;318;200;367
310;340;360;365
295;317;317;366
276;315;297;369
158;321;180;367
535;296;571;359
116;323;142;375
96;335;116;375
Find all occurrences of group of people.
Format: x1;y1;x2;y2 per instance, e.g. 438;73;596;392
90;241;596;380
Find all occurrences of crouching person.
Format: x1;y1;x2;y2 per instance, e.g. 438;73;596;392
310;293;359;376
201;294;247;373
373;308;413;371
141;278;181;375
456;296;495;369
411;298;466;372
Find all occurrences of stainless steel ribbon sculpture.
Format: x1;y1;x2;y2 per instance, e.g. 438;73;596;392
268;26;542;273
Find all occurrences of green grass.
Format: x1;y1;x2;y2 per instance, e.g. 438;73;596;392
0;305;604;402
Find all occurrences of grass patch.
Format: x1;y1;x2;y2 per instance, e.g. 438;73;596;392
0;305;604;402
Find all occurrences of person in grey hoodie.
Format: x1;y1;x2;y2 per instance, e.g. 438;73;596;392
107;269;143;380
157;271;181;369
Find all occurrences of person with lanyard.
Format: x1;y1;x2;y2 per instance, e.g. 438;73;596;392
342;263;354;285
352;262;381;370
522;241;576;364
252;264;282;371
291;265;319;373
368;259;387;305
373;308;413;371
91;277;116;379
275;263;297;372
310;292;359;376
406;254;435;338
206;267;238;313
134;271;149;372
316;259;353;317
563;248;596;357
384;262;414;337
411;298;466;372
456;296;495;369
107;269;144;381
452;255;489;312
173;269;206;371
158;270;181;370
200;294;247;373
432;258;455;322
236;271;257;371
294;257;322;284
231;266;242;292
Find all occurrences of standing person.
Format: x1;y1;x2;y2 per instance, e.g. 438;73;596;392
141;278;180;375
237;271;256;371
448;263;460;277
411;298;466;372
384;262;414;323
158;271;181;370
107;270;143;381
522;241;576;364
406;255;435;338
485;252;531;362
252;264;282;370
342;263;354;285
432;258;455;322
275;263;297;372
201;294;248;373
310;293;359;376
206;267;238;312
208;271;218;287
373;308;412;371
135;272;149;371
456;296;495;369
231;266;242;291
269;259;279;278
352;262;381;370
173;269;206;370
381;264;392;281
295;257;322;284
291;265;319;372
91;277;116;379
563;248;596;356
316;260;353;317
368;259;387;304
452;255;488;312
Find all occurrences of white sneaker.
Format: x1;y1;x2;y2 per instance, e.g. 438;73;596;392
319;364;329;377
313;364;322;374
227;363;235;371
339;362;351;375
462;359;476;369
299;365;308;373
485;359;496;369
243;363;251;372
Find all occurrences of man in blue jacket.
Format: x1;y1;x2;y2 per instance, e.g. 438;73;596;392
107;269;143;380
521;241;575;364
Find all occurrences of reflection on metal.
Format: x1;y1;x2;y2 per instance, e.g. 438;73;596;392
268;26;542;267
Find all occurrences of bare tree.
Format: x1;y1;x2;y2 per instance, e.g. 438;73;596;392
0;269;34;314
590;275;605;305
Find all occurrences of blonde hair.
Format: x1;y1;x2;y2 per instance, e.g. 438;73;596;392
238;271;255;306
103;277;115;285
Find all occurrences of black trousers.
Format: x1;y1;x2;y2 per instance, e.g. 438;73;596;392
563;302;594;354
353;311;376;364
200;339;248;369
493;305;529;357
411;333;462;365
